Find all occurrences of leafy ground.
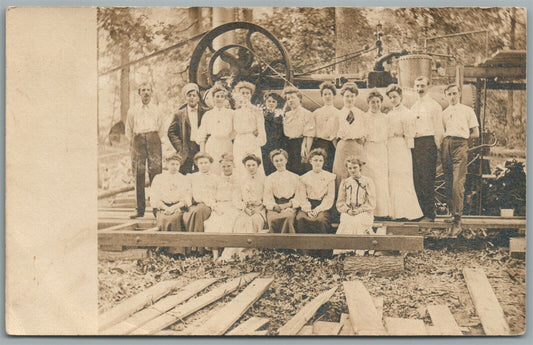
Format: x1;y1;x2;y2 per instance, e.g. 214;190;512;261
98;241;526;335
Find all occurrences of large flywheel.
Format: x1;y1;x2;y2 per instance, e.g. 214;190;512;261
189;22;293;90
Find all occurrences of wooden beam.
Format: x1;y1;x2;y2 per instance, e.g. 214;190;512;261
343;280;387;335
226;317;269;336
98;279;185;332
463;268;511;335
296;325;313;335
98;232;423;251
446;66;525;79
312;321;342;335
186;278;274;335
101;278;217;335
98;186;134;199
386;225;419;236
344;256;404;276
278;286;338;335
384;317;427;335
426;305;463;336
98;248;149;261
509;237;526;259
131;273;258;335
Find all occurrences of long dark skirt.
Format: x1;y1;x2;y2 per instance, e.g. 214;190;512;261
267;208;296;233
295;199;332;257
157;210;186;254
183;203;212;254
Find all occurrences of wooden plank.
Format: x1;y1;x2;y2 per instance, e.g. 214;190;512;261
98;279;184;332
426;305;463;336
100;221;138;232
131;273;258;335
99;248;149;261
226;317;269;336
99;232;423;251
344;256;404;276
372;296;383;320
296;325;313;335
278;286;338;335
386;225;419;236
510;237;526;259
101;278;217;335
343;280;386;335
312;321;342;335
384;317;427;336
98;185;134;199
463;268;511;335
186;278;273;335
339;313;354;335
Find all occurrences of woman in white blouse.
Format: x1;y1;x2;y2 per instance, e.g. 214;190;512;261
232;81;267;177
385;84;423;220
203;153;240;260
334;156;375;256
296;148;336;239
311;81;339;172
363;89;390;218
263;149;300;233
198;85;234;174
331;82;367;187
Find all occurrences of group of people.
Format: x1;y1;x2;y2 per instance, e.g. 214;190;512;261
125;75;479;260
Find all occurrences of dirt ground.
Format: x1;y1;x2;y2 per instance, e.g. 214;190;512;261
98;240;526;335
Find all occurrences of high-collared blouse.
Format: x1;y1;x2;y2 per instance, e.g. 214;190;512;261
233;104;267;146
387;104;416;148
214;174;240;203
283;105;316;139
233;173;265;210
189;171;217;207
336;175;375;214
364;111;389;143
263;170;300;210
313;105;340;140
126;103;166;139
150;171;192;209
332;106;367;140
297;170;336;213
197;106;234;141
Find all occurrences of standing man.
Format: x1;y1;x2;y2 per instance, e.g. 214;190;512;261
441;84;479;235
126;82;165;219
168;83;205;174
410;76;444;222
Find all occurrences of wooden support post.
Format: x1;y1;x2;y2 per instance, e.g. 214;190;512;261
101;278;217;335
509;237;526;259
463;268;511;335
131;273;258;335
98;279;185;332
188;278;274;335
384;317;427;335
343;280;387;335
226;317;269;336
278;286;338;335
426;305;463;336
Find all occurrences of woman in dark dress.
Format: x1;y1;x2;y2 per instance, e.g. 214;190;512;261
261;92;287;175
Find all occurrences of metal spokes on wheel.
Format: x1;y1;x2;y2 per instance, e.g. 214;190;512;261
189;22;293;90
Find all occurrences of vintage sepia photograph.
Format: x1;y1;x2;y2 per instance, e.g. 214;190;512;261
94;6;527;336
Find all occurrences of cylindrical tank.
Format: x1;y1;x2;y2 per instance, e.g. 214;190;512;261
398;54;432;89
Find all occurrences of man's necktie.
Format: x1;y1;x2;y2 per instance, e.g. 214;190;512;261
346;110;354;124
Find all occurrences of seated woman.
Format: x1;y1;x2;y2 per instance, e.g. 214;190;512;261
203;153;240;260
183;152;217;254
263;149;300;233
296;148;336;256
150;153;192;255
220;154;266;261
333;156;376;256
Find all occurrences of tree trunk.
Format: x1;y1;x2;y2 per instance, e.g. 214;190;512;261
120;48;130;124
344;255;405;276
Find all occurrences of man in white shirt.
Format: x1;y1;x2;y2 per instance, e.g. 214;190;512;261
168;83;205;174
126;82;165;218
410;76;444;221
441;84;480;235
